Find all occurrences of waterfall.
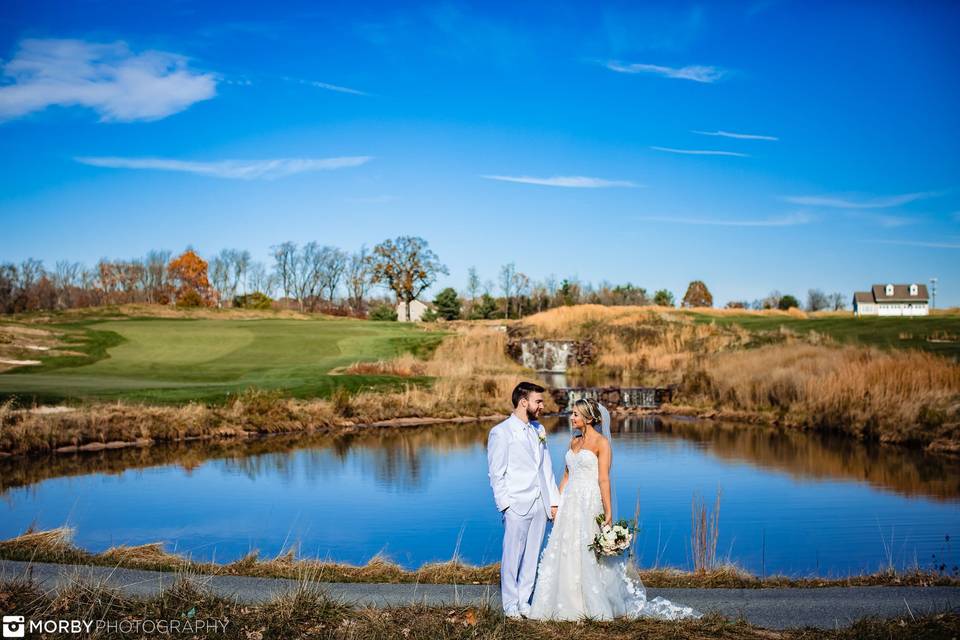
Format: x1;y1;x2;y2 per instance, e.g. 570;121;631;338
519;340;575;372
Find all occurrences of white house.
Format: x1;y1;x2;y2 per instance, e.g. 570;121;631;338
396;299;429;322
853;283;929;317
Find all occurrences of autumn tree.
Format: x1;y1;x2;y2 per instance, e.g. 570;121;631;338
682;280;713;308
167;249;213;307
370;236;448;322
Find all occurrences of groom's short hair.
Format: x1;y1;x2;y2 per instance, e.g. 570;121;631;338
512;381;546;407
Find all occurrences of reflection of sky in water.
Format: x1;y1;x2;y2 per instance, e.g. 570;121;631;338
2;418;958;576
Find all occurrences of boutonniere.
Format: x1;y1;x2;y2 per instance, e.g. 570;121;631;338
537;424;547;445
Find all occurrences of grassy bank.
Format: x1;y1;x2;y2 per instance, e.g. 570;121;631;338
2;527;956;590
3;576;955;640
517;306;960;453
0;324;544;456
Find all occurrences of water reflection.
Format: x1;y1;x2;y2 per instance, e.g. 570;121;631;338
3;416;955;503
1;417;957;575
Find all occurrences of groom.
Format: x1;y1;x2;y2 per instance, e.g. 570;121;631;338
487;381;560;618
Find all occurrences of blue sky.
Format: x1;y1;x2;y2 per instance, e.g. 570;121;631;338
1;0;958;306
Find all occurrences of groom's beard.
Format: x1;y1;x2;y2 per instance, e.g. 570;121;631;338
527;407;540;421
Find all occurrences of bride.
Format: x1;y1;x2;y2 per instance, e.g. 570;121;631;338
528;398;701;621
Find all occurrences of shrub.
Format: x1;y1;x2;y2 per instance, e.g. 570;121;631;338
175;289;204;308
368;303;398;321
233;292;273;310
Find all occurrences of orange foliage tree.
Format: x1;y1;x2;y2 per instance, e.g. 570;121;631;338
167;249;215;307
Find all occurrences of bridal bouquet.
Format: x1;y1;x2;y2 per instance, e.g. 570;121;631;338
588;514;636;559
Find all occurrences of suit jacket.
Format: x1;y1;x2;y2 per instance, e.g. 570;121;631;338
487;414;561;517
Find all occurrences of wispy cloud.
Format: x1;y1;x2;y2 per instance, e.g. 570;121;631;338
286;77;369;96
782;191;943;209
481;175;639;188
692;130;778;141
864;239;960;249
634;212;812;227
651;146;749;157
605;61;726;83
75;156;372;180
0;38;217;122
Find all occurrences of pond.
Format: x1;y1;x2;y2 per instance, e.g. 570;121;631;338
1;416;957;577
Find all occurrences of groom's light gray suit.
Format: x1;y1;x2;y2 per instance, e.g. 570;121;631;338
487;414;561;614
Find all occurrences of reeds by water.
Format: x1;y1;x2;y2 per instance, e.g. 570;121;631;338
691;488;722;574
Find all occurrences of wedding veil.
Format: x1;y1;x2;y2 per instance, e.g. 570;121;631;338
598;403;616;519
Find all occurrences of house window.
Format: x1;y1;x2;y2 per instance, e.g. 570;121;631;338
885;284;894;296
910;284;918;296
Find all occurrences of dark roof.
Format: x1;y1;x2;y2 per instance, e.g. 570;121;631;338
871;283;929;302
853;292;873;304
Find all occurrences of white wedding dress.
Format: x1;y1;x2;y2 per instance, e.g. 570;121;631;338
528;447;701;621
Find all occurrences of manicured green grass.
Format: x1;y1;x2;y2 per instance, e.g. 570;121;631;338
685;312;960;358
0;317;444;405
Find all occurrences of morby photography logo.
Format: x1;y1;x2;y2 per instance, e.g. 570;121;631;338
2;616;25;638
2;614;227;636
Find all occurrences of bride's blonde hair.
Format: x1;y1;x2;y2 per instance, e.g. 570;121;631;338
571;398;602;428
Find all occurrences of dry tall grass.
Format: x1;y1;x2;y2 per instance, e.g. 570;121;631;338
3;527;955;590
691;489;722;574
343;326;555;421
686;343;960;449
519;305;755;385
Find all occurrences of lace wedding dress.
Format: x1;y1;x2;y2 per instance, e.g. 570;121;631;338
528;448;701;621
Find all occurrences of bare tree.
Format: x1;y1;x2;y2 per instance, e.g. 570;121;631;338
346;247;372;312
210;252;232;307
762;290;783;310
512;271;530;318
806;288;830;312
144;250;171;303
247;261;272;296
290;242;322;311
317;246;348;302
271;242;297;300
231;250;251;297
499;262;517;319
52;260;81;309
828;292;847;311
466;266;481;315
370;236;448;321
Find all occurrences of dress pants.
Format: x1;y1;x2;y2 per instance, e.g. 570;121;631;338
500;496;548;612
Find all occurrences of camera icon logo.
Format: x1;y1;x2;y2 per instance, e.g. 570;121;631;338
1;616;25;638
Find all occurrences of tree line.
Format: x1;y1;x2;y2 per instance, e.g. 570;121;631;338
1;239;847;318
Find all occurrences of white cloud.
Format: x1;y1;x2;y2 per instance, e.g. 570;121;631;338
650;146;749;157
0;38;217;122
634;212;812;227
481;175;639;188
605;61;726;83
864;239;960;249
691;130;778;141
75;156;372;180
782;191;943;209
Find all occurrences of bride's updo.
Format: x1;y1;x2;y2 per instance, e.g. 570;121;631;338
572;398;603;431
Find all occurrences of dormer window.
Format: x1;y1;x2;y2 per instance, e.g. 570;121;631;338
885;284;894;296
910;284;918;296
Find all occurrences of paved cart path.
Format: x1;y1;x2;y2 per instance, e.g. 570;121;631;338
2;560;958;630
